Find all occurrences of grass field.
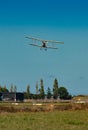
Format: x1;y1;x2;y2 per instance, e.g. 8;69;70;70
0;110;88;130
0;107;88;130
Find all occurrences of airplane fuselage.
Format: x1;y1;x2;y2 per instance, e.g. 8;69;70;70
42;41;47;48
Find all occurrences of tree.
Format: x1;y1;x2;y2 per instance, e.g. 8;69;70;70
58;87;72;100
34;81;40;99
47;87;52;99
0;86;9;92
53;78;59;99
14;85;17;92
39;79;45;99
36;81;38;95
26;84;30;99
10;84;13;92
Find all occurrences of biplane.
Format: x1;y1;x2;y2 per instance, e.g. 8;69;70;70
25;36;64;50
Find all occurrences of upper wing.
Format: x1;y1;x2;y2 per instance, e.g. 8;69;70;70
26;36;43;42
46;40;64;44
28;43;42;48
26;36;64;44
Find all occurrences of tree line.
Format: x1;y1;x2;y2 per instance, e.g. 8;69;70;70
0;78;72;100
24;78;72;100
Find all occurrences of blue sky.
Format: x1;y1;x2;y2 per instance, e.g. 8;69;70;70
0;0;88;95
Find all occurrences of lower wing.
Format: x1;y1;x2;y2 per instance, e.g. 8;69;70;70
28;43;42;48
47;46;58;49
28;44;58;49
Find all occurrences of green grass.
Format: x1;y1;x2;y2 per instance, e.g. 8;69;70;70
0;110;88;130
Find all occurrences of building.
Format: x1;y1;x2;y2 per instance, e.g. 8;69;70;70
0;92;24;102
